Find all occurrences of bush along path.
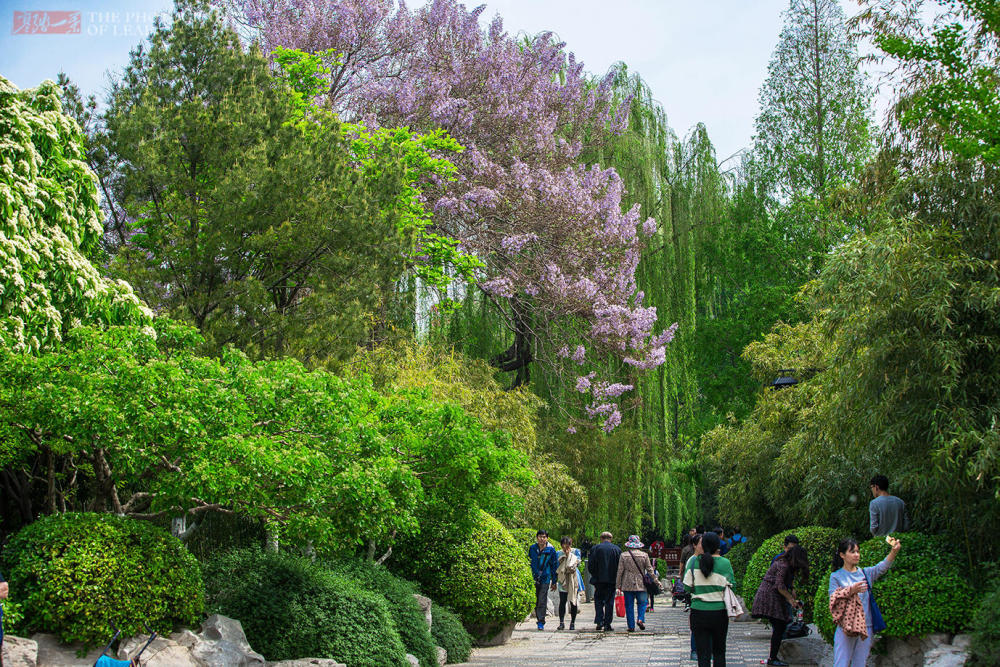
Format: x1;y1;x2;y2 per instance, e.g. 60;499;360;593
454;601;777;666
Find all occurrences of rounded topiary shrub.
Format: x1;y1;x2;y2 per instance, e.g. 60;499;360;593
414;510;533;630
813;532;974;644
327;559;437;667
726;540;754;591
1;512;203;648
969;565;1000;666
204;549;407;667
742;526;841;624
431;601;473;664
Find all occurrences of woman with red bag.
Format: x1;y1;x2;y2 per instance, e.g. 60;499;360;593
615;535;658;632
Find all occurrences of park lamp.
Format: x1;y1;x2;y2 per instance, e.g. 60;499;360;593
770;369;798;390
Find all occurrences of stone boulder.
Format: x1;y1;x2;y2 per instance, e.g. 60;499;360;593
778;625;833;665
117;615;265;666
412;594;433;629
118;635;201;667
405;654;420;666
923;646;969;667
436;646;448;666
2;635;38;667
32;633;104;667
190;615;266;666
874;633;956;666
466;620;515;647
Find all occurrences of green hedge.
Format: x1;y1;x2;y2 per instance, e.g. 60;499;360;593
1;513;203;648
726;540;754;592
969;564;1000;666
742;526;841;624
327;559;438;667
396;510;533;630
431;601;473;664
439;511;534;626
813;532;974;643
204;549;407;666
0;597;23;631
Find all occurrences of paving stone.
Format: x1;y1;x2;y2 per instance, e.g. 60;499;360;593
452;602;821;666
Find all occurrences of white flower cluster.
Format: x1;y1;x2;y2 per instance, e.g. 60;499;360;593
0;75;153;353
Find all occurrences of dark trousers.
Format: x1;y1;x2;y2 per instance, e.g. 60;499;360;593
769;617;789;660
558;591;578;623
691;608;729;666
534;581;550;625
593;582;615;628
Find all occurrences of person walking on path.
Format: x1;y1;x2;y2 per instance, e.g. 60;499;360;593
684;531;735;667
587;531;621;632
1;568;8;667
829;535;902;666
751;544;809;666
715;527;731;555
869;475;910;536
647;553;659;612
771;534;799;563
681;533;704;660
615;535;657;632
529;530;558;631
556;536;584;630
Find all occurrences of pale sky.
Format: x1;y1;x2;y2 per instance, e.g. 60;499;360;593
0;0;877;161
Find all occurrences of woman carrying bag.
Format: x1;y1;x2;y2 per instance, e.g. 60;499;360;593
615;535;658;632
556;536;585;630
684;532;735;666
751;544;809;666
828;536;901;666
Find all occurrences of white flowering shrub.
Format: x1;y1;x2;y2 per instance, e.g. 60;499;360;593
0;75;152;352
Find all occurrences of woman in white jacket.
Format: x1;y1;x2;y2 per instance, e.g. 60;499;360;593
556;536;585;630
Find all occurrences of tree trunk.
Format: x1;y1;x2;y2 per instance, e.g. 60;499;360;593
0;468;34;525
811;0;826;196
92;447;123;515
45;446;57;515
490;298;532;389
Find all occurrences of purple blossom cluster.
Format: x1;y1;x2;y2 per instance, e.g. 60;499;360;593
220;0;677;431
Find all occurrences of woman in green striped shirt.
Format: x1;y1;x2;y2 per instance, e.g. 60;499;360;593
683;532;735;666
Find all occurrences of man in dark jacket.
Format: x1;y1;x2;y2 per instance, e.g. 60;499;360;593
587;531;621;631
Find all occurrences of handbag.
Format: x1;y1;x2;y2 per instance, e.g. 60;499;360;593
862;569;887;634
783;620;811;639
723;584;747;618
629;551;661;593
615;591;626;617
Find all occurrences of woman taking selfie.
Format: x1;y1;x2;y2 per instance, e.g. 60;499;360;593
828;536;902;666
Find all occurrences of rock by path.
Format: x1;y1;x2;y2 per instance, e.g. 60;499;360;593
454;600;812;667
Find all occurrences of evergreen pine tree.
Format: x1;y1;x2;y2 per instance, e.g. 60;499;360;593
753;0;874;197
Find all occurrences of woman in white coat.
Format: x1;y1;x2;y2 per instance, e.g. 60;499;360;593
556;536;585;630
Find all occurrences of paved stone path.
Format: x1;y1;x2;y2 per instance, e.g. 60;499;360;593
455;599;801;667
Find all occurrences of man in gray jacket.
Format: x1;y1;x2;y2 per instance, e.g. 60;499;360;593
869;474;910;536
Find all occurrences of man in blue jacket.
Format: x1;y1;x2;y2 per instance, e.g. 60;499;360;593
529;530;558;630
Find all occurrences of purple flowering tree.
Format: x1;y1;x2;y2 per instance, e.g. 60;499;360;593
220;0;676;429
